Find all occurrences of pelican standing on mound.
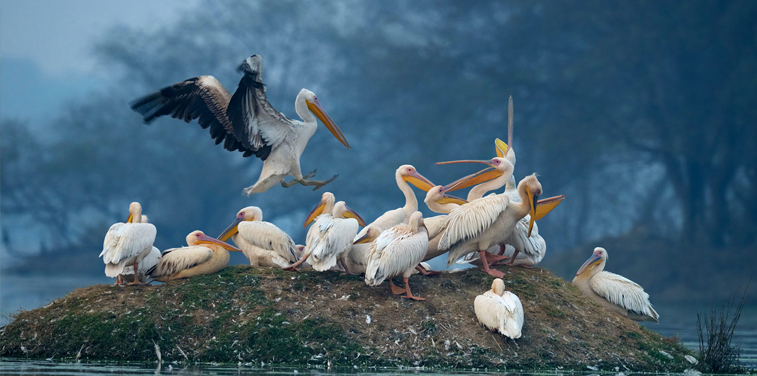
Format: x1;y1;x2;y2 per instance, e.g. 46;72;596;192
358;211;429;300
217;206;299;268
118;215;161;283
474;278;524;339
130;54;351;195
147;230;241;282
573;247;659;322
100;202;157;285
286;192;365;272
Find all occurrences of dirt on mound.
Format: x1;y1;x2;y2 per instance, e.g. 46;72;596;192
0;265;692;371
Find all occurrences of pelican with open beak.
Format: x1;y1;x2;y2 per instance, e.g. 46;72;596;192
146;230;241;282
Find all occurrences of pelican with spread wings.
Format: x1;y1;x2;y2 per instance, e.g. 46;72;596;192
130;54;350;195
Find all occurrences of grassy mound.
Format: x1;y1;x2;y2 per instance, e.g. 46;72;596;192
0;265;693;371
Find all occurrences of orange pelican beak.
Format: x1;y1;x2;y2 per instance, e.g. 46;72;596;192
343;205;366;226
402;169;435;192
353;231;377;244
307;97;350;150
438;158;503;193
534;195;565;221
437;193;468;206
218;213;255;242
196;233;242;252
576;252;602;276
304;200;327;227
495;138;509;158
126;213;134;223
526;189;539;237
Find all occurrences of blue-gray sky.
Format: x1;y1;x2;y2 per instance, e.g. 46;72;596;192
0;0;198;125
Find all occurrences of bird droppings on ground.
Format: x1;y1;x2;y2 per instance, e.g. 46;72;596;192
0;265;692;371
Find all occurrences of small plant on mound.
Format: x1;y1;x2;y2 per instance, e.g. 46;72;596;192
696;282;750;373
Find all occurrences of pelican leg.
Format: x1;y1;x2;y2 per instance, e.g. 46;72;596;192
339;258;353;275
400;278;426;301
114;275;123;286
506;249;520;265
126;263;145;285
389;279;406;295
496;244;507;256
283;254;309;271
302;169;318;180
479;251;505;278
415;264;441;276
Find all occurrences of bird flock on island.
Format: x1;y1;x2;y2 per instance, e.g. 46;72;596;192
99;54;659;343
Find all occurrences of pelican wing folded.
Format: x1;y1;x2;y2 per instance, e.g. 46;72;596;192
590;271;659;321
237;221;298;263
147;246;213;279
100;223;157;265
365;225;427;286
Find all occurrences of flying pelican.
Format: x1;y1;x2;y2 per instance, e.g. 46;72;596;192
573;247;659;322
286;193;365;272
358;211;429;300
439;173;551;278
130;54;350;195
100;202;157;285
474;278;524;339
217;206;299;268
147;230;241;282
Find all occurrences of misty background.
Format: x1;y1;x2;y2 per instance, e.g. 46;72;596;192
1;0;756;309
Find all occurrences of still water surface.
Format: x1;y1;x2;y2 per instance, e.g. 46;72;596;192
2;275;756;371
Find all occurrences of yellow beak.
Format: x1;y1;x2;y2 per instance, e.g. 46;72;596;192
402;170;435;192
495;138;509;158
527;190;538;237
304;201;327;228
343;206;367;226
353;231;376;244
307;98;350;149
196;233;242;252
534;195;565;221
437;194;468;206
126;214;134;223
576;253;602;276
218;217;244;242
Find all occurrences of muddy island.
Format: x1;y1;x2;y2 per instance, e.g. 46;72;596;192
0;265;693;371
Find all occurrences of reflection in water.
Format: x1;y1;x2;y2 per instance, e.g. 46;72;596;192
1;275;756;369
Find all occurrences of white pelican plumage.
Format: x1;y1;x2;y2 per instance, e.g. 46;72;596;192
100;202;157;285
118;214;161;283
474;278;524;339
439;172;550;278
217;206;298;268
147;230;241;282
286;192;365;272
573;247;659;322
358;211;429;300
130;54;350;195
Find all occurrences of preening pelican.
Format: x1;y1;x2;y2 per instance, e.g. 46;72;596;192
474;278;524;339
358;211;429;300
147;230;241;282
573;247;659;322
439;173;549;278
217;206;298;268
130;54;350;195
100;202;157;285
287;193;365;272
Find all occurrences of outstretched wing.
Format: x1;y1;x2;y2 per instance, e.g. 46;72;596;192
130;76;263;158
227;58;296;157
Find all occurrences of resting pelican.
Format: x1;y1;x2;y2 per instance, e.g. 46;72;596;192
130;54;350;195
118;214;160;283
474;278;524;339
100;202;157;285
439;173;552;278
217;206;298;268
358;211;429;300
287;193;365;272
573;247;659;322
147;230;241;282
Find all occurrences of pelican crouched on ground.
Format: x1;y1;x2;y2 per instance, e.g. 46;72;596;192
358;211;429;301
474;278;524;339
573;247;659;322
147;230;241;282
130;54;351;195
218;206;299;268
100;202;157;285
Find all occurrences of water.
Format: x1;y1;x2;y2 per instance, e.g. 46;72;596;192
2;275;756;370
